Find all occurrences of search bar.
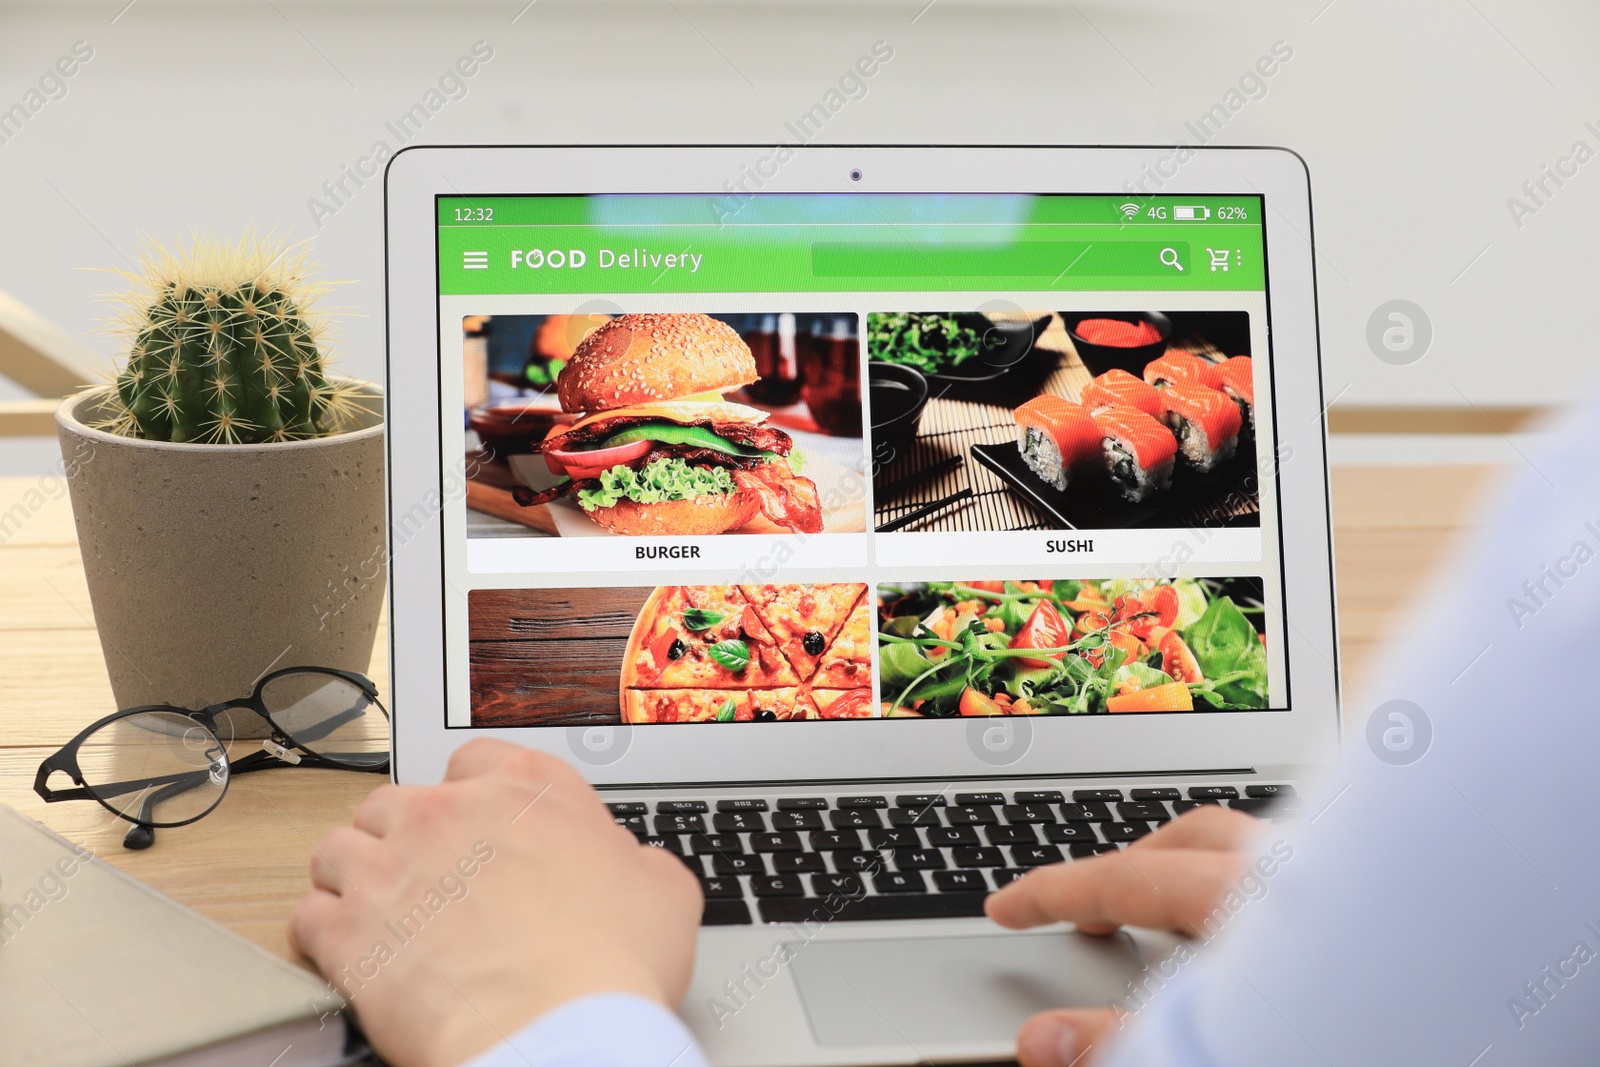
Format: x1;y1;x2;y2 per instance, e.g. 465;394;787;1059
810;241;1191;279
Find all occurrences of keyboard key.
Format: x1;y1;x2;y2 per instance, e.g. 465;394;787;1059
713;812;766;834
613;814;647;834
1129;788;1181;802
657;800;709;814
986;825;1039;846
1188;786;1240;800
1101;822;1151;842
777;797;829;810
759;893;985;923
773;852;825;874
892;848;947;871
954;792;1006;806
868;828;920;849
689;834;743;856
639;835;684;855
751;875;805;898
895;794;948;808
934;870;988;893
1171;800;1215;814
833;851;885;874
1229;798;1296;817
772;811;825;831
1013;790;1065;804
888;808;942;828
1011;844;1065;867
811;873;864;897
749;832;802;853
873;871;927;894
717;798;769;812
810;830;862;851
1001;804;1056;824
927;826;981;847
831;809;883;830
1116;802;1168;821
607;802;648;816
1069;843;1118;858
1073;789;1124;803
677;855;706;876
837;796;888;809
713;854;766;876
991;868;1030;888
1060;802;1112;822
702;899;752;925
1042;823;1097;844
654;815;705;834
953;846;1005;868
1246;784;1296;799
946;805;1000;826
700;876;744;899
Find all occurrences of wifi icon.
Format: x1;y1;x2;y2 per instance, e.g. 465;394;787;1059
1119;202;1141;219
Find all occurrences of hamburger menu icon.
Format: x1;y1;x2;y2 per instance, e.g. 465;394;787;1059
512;313;826;535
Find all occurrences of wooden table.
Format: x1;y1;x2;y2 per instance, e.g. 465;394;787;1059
0;465;1497;966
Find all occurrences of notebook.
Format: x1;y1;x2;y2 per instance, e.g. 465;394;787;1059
0;803;364;1067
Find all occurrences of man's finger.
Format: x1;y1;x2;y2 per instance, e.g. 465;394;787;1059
352;782;408;838
1129;805;1263;853
445;737;577;785
1017;1008;1122;1067
310;825;382;894
287;887;344;965
986;847;1244;935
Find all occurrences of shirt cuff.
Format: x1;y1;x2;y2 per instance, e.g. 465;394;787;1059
461;993;709;1067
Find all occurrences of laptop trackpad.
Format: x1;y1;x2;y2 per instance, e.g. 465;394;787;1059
789;931;1150;1047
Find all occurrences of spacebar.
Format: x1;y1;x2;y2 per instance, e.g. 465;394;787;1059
758;893;988;923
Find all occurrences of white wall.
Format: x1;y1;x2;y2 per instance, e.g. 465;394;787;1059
2;0;1596;411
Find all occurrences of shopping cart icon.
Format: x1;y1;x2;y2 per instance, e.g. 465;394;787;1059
1205;248;1230;272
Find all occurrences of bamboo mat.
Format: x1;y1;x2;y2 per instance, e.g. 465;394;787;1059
872;317;1258;532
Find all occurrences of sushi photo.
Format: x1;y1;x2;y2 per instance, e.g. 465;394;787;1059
870;309;1262;533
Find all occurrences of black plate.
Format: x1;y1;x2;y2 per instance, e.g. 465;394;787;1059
876;313;1058;407
971;440;1261;530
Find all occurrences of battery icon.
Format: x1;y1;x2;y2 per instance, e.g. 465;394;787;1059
1174;205;1210;221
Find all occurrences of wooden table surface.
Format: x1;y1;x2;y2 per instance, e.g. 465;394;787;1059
0;465;1499;966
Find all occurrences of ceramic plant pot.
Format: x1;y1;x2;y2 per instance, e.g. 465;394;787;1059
55;385;386;739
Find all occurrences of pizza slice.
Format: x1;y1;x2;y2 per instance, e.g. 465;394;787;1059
738;583;866;682
810;601;873;690
623;688;816;723
809;689;877;719
623;586;797;690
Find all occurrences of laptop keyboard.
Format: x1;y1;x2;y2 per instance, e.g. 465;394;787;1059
609;784;1299;926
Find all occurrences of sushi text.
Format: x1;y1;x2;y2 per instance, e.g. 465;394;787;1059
1046;538;1095;554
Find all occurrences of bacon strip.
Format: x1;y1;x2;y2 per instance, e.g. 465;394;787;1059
733;463;824;534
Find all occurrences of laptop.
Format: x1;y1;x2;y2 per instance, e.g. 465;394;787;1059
382;145;1338;1065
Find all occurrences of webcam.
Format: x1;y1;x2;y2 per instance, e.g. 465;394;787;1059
849;168;863;182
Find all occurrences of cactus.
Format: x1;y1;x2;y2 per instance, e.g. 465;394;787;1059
98;231;366;444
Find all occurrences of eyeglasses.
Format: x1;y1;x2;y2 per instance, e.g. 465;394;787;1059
35;666;389;850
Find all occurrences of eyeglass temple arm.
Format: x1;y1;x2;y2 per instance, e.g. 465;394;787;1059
37;766;215;804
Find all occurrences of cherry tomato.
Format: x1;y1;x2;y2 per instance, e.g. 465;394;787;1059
1009;600;1072;669
544;438;653;480
1160;631;1204;683
959;687;1006;717
1113;585;1179;641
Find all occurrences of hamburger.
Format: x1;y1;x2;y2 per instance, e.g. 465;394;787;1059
511;313;824;536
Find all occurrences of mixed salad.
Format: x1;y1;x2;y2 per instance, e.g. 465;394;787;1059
867;312;1000;375
876;578;1269;716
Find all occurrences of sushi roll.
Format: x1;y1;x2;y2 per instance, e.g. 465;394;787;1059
1014;395;1102;491
1143;351;1223;391
1080;368;1165;420
1215;356;1255;434
1161;383;1242;472
1090;405;1177;503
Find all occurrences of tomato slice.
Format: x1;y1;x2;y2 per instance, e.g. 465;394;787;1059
966;581;1006;593
1008;601;1072;669
1113;585;1179;641
819;690;875;719
544;438;653;480
1160;631;1204;683
959;687;1006;717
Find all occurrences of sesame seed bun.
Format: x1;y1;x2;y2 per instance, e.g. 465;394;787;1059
584;490;761;536
557;313;758;414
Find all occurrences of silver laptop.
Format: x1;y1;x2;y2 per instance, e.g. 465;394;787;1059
383;145;1337;1065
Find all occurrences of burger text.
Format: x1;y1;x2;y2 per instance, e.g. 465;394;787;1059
637;545;702;560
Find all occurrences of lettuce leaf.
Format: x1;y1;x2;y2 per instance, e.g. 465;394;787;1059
575;458;736;511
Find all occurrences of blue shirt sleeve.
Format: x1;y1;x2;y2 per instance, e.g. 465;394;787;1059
461;994;710;1067
1102;393;1600;1065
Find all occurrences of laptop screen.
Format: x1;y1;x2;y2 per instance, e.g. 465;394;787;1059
434;193;1287;730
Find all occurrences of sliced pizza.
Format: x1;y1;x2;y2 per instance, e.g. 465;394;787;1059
738;583;866;682
810;601;873;690
624;688;815;724
809;689;878;719
622;585;797;690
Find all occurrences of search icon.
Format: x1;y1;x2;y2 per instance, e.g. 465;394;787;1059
1159;247;1184;272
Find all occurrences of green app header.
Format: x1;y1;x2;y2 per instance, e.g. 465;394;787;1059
437;194;1266;295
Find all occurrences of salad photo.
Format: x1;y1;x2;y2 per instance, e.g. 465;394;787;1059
876;576;1271;716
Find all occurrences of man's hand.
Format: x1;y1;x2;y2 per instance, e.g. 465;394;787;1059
984;806;1264;1067
288;739;703;1067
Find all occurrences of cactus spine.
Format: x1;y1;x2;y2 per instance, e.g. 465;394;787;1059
101;232;364;444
